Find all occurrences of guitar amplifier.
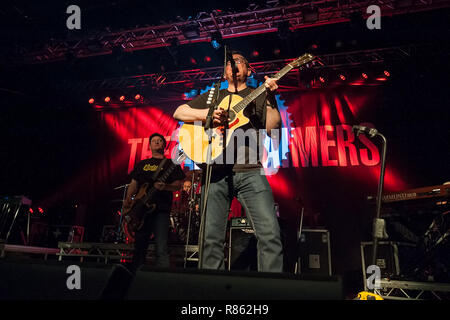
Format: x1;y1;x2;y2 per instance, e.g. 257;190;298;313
228;217;256;271
297;229;332;276
230;217;253;228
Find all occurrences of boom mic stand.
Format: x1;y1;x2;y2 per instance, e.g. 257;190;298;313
353;125;388;292
183;171;198;268
114;183;129;243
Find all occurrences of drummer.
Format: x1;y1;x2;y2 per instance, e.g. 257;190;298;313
182;180;192;194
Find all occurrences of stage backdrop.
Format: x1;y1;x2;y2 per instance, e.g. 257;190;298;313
38;82;439;274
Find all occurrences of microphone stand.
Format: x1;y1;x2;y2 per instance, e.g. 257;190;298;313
197;47;227;268
371;133;387;274
354;125;387;292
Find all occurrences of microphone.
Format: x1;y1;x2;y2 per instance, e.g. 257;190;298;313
226;50;238;79
353;125;378;138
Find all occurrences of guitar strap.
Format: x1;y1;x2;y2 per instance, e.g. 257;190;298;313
151;158;169;182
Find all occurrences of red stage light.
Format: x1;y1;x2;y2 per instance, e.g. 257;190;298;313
362;73;368;79
119;95;125;101
135;94;141;100
29;208;34;214
340;74;346;81
273;48;281;55
38;207;44;214
319;76;325;83
311;44;318;50
384;70;390;77
252;50;259;57
204;56;211;62
88;98;95;104
104;97;111;103
190;57;197;64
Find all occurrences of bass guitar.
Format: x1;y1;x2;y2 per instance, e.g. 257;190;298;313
122;152;186;239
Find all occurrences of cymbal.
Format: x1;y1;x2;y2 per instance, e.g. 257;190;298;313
114;184;129;190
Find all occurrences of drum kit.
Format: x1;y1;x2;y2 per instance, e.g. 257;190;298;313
169;169;202;245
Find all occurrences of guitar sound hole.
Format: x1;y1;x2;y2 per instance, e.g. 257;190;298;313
228;110;236;122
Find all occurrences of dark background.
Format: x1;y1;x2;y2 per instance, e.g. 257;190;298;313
0;1;449;293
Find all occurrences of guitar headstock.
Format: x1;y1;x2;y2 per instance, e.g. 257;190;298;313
290;53;316;68
172;149;187;165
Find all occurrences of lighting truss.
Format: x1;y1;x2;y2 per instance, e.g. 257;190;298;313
12;0;450;64
59;42;446;94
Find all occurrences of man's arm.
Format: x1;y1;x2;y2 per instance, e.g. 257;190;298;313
265;95;281;136
263;76;281;136
124;179;138;208
173;103;229;126
173;104;209;122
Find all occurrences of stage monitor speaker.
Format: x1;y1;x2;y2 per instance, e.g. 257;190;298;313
126;268;343;300
0;260;343;300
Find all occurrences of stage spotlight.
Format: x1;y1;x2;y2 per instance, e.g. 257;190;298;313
277;21;291;40
38;207;44;214
183;89;199;100
303;7;319;23
190;57;197;64
181;22;200;39
273;48;281;56
339;74;346;81
362;73;368;79
88;98;95;104
319;76;325;83
104;97;111;103
119;95;125;101
204;56;212;63
251;50;259;58
135;94;141;100
384;70;390;77
210;31;223;50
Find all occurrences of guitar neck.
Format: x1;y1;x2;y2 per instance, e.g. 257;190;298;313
145;161;177;199
234;62;295;113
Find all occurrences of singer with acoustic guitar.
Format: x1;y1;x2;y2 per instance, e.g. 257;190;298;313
173;50;285;272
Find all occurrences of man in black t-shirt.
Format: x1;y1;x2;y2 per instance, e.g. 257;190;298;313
173;51;284;272
124;133;185;271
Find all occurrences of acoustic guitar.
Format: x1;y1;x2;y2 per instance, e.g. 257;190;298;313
178;53;315;163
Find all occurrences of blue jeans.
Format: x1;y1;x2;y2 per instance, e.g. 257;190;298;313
130;207;170;271
200;170;283;272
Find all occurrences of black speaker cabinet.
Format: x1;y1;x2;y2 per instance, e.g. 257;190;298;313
297;229;332;276
227;227;257;271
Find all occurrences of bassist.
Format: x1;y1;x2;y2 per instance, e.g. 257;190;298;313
124;133;185;272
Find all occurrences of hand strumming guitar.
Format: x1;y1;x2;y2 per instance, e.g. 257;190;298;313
212;108;230;127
